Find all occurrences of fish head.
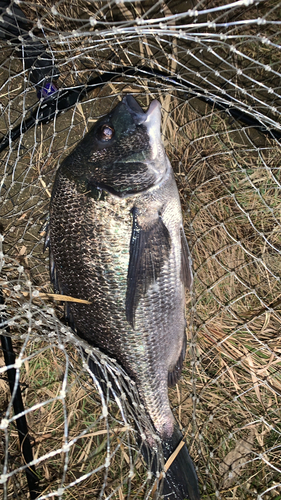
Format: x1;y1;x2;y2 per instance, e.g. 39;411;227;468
111;95;162;160
61;95;169;196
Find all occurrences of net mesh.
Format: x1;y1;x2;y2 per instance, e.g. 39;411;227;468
0;0;281;498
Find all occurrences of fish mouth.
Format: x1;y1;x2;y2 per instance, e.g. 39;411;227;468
122;95;161;127
122;95;145;122
122;95;162;159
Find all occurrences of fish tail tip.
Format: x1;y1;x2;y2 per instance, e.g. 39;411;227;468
140;425;200;500
161;426;201;500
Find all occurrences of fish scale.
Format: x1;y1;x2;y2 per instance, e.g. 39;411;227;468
48;95;200;499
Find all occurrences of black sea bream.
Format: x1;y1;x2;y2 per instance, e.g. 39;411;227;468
47;95;200;500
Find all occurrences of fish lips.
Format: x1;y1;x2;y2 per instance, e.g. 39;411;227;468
122;95;162;160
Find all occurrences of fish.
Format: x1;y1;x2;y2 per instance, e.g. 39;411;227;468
47;95;200;500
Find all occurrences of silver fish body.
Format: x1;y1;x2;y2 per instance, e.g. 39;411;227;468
48;96;199;499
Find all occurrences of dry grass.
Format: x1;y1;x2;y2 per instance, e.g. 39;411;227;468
0;339;151;499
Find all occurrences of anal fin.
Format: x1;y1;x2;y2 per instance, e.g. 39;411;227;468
180;226;193;291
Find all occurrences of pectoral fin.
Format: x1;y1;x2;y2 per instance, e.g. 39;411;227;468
180;226;193;291
126;207;171;328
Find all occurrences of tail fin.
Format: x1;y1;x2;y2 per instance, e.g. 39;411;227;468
162;425;200;500
141;425;200;500
87;355;200;499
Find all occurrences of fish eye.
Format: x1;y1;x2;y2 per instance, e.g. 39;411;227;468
99;124;114;141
